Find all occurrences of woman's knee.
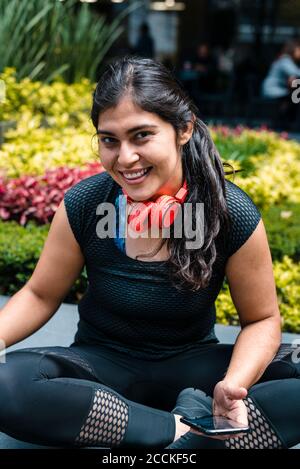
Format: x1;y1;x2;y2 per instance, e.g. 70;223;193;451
0;350;43;414
248;378;300;448
259;343;300;382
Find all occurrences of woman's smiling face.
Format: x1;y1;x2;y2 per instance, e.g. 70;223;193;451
97;96;193;201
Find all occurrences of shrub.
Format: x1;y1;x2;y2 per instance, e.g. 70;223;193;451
263;203;300;262
0;68;93;124
0;219;87;302
211;125;270;176
0;114;99;178
0;162;103;225
233;137;300;209
273;256;300;333
0;219;48;295
216;256;300;333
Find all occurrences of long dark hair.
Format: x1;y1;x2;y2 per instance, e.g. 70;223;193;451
91;56;235;291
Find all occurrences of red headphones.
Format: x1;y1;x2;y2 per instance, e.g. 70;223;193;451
122;180;188;233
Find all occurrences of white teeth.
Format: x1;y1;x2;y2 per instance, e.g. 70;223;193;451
123;168;149;179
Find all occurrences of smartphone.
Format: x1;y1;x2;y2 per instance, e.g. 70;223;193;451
180;415;250;436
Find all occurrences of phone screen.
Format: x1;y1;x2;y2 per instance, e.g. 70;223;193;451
180;415;250;435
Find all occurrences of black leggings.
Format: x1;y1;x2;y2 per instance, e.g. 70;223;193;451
0;341;299;449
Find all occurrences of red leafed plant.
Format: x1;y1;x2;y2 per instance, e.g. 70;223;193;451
0;162;105;226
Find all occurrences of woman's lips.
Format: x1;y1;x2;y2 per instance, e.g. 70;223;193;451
119;167;152;185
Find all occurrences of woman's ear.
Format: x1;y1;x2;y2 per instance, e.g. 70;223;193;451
178;119;195;146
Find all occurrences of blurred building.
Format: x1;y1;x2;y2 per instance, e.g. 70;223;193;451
77;0;300;128
83;1;300;65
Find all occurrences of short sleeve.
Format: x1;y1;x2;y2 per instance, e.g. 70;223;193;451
63;180;86;250
63;171;115;252
225;180;262;258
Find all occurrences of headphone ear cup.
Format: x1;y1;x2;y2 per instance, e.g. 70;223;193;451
128;201;154;232
161;202;180;228
150;195;174;229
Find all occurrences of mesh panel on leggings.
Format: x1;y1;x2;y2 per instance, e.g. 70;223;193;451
74;388;129;447
224;397;283;449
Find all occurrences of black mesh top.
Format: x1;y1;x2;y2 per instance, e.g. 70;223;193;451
64;171;261;360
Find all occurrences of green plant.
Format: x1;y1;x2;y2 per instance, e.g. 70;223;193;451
0;113;97;177
273;256;300;333
263;203;300;262
211;127;270;176
0;68;94;123
0;0;137;83
0;219;87;301
216;256;300;333
215;281;239;326
0;219;48;294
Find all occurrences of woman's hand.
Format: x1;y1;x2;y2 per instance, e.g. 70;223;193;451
190;380;248;441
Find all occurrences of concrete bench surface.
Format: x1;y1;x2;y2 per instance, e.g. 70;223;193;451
0;295;299;449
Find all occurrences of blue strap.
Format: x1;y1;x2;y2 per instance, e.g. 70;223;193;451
114;187;126;253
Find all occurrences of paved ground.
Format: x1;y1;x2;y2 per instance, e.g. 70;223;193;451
0;295;299;449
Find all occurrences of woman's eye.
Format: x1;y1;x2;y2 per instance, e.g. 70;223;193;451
99;131;151;145
100;137;116;144
136;131;150;139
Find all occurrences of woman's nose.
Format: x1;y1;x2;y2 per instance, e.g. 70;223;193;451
117;142;139;167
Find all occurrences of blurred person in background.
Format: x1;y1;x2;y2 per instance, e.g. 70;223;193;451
191;42;219;94
133;22;155;59
261;39;300;129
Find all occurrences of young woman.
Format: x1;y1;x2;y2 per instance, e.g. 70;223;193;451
0;56;299;450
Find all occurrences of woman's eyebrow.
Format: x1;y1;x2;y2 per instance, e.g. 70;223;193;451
97;125;159;136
